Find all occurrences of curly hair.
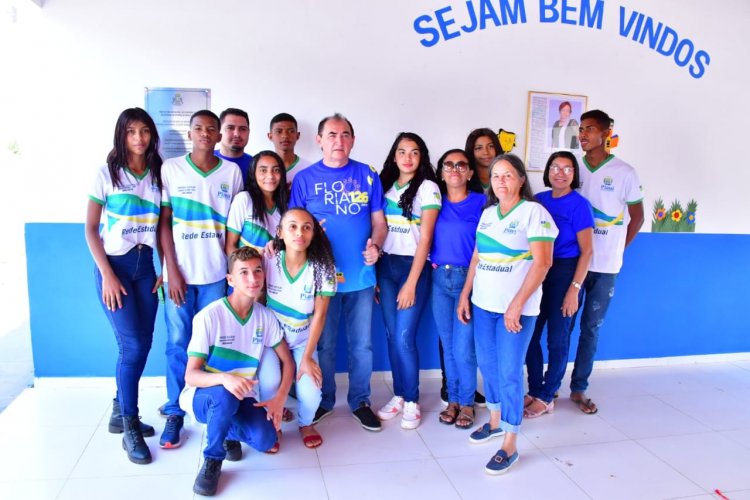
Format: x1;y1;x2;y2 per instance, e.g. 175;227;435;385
379;132;437;220
245;151;289;225
272;208;336;293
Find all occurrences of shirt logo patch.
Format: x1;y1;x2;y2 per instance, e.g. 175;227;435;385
504;220;519;235
252;327;263;344
601;177;615;192
336;271;345;283
219;182;231;200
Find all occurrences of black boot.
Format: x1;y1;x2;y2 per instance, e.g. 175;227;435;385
109;398;155;437
121;415;152;465
194;458;222;496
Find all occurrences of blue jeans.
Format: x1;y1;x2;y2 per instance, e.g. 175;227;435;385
431;265;476;406
570;271;617;393
193;385;277;460
94;245;158;418
318;287;375;411
526;257;578;403
257;344;322;426
163;280;226;416
473;306;535;434
377;254;430;403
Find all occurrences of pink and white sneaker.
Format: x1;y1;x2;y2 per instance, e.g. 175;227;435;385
401;402;421;430
377;396;404;421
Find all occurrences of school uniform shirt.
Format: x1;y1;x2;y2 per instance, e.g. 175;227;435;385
264;252;336;349
286;155;311;186
578;155;643;274
289;158;386;293
471;200;558;316
383;179;442;256
161;154;243;285
186;298;284;399
88;165;160;256
226;192;281;251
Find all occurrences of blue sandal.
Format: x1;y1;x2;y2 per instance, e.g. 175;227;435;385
469;423;505;443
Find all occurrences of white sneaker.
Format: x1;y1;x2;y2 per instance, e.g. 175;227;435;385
401;402;421;430
377;396;404;421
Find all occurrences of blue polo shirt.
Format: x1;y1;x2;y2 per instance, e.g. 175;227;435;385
290;159;385;292
430;191;486;267
215;150;252;183
535;190;594;258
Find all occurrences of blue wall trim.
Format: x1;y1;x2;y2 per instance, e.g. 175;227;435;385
26;224;750;377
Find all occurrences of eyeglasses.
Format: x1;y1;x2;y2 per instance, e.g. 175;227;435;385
443;161;469;173
550;164;574;175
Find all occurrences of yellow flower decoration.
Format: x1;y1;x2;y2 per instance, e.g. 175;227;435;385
671;209;683;222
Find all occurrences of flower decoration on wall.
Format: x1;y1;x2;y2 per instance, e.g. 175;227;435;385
652;197;697;233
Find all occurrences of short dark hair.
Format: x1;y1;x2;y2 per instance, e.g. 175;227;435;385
485;154;535;207
542;151;581;189
580;109;611;130
190;110;221;130
219;108;249;127
317;113;354;137
270;113;298;130
227;246;262;273
559;101;572;113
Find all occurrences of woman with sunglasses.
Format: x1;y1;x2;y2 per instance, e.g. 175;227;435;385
430;149;485;429
524;151;593;418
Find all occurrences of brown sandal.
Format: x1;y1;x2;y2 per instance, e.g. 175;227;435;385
439;403;459;425
570;393;598;414
455;406;475;430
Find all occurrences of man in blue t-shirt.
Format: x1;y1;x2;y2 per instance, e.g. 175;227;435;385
215;108;253;181
289;113;387;432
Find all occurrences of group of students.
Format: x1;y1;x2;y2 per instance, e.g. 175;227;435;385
85;106;643;495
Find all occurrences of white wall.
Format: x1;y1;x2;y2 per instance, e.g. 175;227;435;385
2;0;749;232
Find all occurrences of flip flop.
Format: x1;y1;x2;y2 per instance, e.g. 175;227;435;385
571;395;598;414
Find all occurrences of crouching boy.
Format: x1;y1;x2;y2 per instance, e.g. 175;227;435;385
184;246;294;496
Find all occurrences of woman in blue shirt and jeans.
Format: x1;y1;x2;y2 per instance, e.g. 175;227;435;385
431;149;486;429
524;151;594;418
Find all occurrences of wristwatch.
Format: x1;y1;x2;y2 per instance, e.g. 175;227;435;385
571;281;582;290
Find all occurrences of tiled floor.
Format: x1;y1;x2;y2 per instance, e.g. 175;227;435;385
1;362;749;500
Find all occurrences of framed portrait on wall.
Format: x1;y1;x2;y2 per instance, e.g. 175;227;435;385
524;91;588;172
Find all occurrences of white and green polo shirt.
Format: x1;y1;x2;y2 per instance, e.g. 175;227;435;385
187;297;284;399
89;164;160;256
263;252;336;349
383;179;442;256
226;191;281;251
579;155;643;274
161;154;243;284
472;200;558;315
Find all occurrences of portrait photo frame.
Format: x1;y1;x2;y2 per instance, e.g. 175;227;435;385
524;91;588;172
